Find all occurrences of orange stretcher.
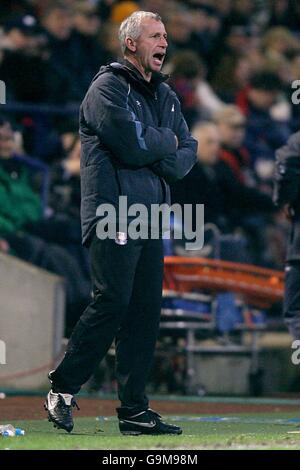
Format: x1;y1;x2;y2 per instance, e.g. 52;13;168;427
163;256;284;309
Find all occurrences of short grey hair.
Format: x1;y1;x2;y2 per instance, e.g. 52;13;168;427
119;11;162;55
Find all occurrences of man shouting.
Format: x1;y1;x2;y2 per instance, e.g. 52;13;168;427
44;11;197;436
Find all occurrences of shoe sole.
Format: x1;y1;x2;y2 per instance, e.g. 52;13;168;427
120;426;182;436
120;430;182;435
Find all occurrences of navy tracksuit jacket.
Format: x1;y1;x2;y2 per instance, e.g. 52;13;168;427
51;61;197;412
79;60;197;246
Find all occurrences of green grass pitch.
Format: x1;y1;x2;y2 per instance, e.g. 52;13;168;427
2;413;300;450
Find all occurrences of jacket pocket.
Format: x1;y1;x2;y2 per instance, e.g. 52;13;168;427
116;167;164;207
81;161;119;204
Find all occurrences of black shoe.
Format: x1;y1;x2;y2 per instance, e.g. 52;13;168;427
118;408;182;435
44;371;79;433
44;390;80;433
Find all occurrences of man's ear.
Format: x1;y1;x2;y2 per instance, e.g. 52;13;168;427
125;37;137;53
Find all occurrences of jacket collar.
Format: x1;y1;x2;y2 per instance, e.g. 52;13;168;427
99;60;169;97
122;59;169;87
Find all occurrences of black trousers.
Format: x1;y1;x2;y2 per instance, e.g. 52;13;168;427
283;260;300;339
51;233;164;413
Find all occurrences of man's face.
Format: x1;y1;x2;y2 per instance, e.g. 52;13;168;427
74;12;100;36
218;121;245;149
43;8;73;40
194;125;220;165
166;13;191;44
129;18;168;74
248;88;278;110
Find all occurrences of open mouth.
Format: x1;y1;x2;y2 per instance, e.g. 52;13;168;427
153;52;165;66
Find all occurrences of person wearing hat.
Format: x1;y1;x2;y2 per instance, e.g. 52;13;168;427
41;2;104;103
1;14;42;51
0;15;48;102
235;71;291;161
72;2;106;82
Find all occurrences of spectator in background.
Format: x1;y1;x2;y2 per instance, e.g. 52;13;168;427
171;121;276;262
40;2;76;103
267;0;294;29
41;1;102;103
0;117;91;335
165;9;198;57
72;1;104;77
236;71;291;161
73;2;101;36
0;15;49;102
187;2;222;63
212;0;233;18
211;26;255;100
41;3;73;42
261;27;300;63
225;0;254;28
166;50;224;127
260;29;299;118
99;22;123;63
214;105;252;184
167;51;205;128
0;118;42;236
27;117;87;259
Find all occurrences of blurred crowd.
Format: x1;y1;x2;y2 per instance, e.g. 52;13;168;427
0;0;300;332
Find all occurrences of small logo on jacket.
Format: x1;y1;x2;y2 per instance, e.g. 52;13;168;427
136;100;141;106
115;232;128;245
171;104;175;112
